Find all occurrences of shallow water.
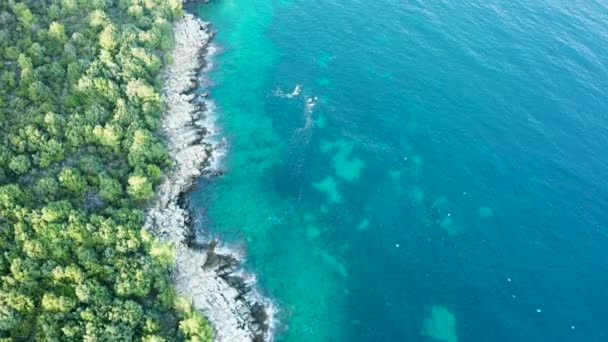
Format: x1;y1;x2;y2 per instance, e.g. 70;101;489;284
189;0;608;341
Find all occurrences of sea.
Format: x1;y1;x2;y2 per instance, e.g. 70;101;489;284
187;0;608;341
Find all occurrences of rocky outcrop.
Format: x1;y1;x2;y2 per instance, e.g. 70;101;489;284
145;14;274;342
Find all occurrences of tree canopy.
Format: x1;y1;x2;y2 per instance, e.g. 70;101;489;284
0;0;212;340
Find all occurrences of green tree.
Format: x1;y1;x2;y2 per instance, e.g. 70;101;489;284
34;177;59;199
99;174;123;203
12;3;33;27
8;155;30;175
0;0;214;340
0;291;34;332
99;24;117;51
58;168;87;193
48;22;67;43
127;175;154;201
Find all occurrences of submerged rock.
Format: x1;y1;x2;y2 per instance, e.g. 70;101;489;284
145;14;275;342
422;305;458;342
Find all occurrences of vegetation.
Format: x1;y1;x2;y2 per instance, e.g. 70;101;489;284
0;0;212;340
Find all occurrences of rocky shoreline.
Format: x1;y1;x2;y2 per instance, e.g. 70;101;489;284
144;14;275;342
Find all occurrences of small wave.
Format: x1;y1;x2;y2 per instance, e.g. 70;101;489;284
290;94;319;144
203;43;219;73
207;138;228;173
259;295;279;342
214;242;247;262
212;244;279;342
196;41;226;175
302;96;318;131
273;84;303;98
288;95;319;182
196;99;228;173
305;96;317;113
290;84;302;97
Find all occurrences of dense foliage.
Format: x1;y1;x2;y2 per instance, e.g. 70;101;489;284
0;0;212;340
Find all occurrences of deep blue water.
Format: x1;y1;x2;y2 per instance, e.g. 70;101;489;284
190;0;608;341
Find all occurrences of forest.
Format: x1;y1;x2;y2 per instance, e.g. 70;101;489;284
0;0;212;340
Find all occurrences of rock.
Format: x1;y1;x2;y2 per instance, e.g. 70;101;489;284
143;13;275;342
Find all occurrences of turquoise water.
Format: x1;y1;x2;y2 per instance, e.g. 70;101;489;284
190;0;608;341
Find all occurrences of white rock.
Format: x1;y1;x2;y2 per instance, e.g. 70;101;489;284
144;14;275;342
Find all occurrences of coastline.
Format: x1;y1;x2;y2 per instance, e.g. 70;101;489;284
144;13;275;342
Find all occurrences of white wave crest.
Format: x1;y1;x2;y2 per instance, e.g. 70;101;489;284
273;84;303;98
